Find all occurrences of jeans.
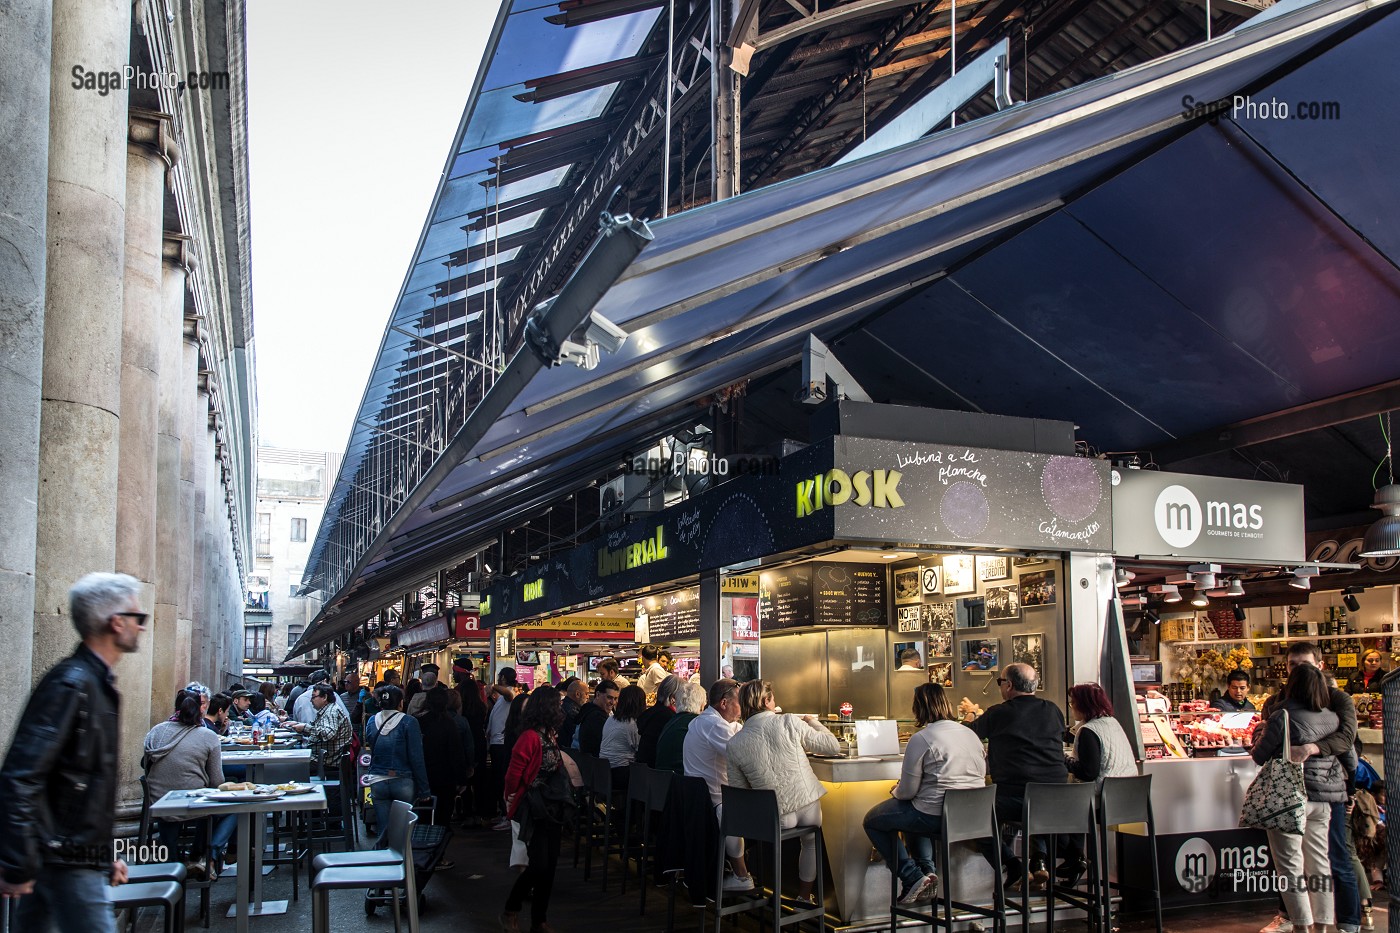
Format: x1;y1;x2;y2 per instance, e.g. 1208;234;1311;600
973;789;1047;870
504;819;562;925
156;815;238;861
14;866;115;933
864;797;944;890
489;745;508;818
369;776;417;846
1329;800;1362;930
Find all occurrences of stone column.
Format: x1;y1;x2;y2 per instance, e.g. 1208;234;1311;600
32;0;132;679
115;114;169;758
178;332;198;684
0;0;52;743
153;236;189;714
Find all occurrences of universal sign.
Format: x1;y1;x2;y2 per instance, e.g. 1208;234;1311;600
796;469;904;518
1111;470;1305;562
597;526;669;577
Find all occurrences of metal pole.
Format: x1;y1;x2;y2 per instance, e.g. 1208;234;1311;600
950;0;958;126
662;0;675;217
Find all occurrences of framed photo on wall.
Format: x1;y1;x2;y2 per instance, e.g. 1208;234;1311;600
920;565;942;596
1011;633;1045;690
923;602;955;630
985;584;1021;621
955;596;986;629
928;661;954;687
942;554;976;595
977;555;1011;582
897;605;923;632
894;567;922;605
927;631;953;657
1020;569;1057;607
960;637;999;673
894;641;925;671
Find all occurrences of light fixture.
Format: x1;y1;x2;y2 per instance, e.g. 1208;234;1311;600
1361;411;1400;557
1192;572;1217;591
1226;577;1245;597
1115;568;1135;588
1148;584;1180;603
1190;588;1210;608
1143;607;1161;625
1288;566;1320;590
1233;604;1247;622
1342;586;1363;613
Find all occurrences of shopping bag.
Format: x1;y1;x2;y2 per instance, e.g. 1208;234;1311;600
509;820;529;869
1240;710;1306;834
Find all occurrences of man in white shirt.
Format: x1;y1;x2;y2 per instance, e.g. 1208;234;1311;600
682;678;752;891
595;658;629;688
486;668;520;830
635;645;668;696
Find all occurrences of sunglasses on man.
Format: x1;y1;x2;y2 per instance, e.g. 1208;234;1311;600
113;611;149;627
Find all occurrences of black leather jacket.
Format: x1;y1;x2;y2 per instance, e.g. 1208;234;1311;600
0;645;120;883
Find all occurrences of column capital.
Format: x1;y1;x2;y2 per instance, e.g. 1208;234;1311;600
129;108;180;168
162;233;195;272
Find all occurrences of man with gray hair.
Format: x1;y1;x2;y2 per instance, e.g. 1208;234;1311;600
636;674;683;766
0;572;147;930
962;662;1068;890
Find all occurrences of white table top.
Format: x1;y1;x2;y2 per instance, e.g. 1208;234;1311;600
219;747;312;763
150;786;327;819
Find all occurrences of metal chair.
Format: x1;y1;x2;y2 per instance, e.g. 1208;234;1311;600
639;767;673;915
139;771;214;927
107;880;185;933
1098;774;1162;933
715;785;825;933
890;784;1018;933
572;752;599;868
311;798;409;871
1016;782;1101;933
621;762;653;897
312;809;420;933
584;755;626;887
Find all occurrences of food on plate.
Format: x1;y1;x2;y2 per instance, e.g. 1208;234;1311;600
273;783;302;792
218;781;254;792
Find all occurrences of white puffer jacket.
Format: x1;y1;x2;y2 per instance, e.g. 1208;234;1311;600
726;711;840;815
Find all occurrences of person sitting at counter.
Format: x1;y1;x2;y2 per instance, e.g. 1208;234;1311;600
655;681;705;773
600;685;647;785
682;678;754;891
1345;650;1388;694
863;682;986;907
726;680;840;907
1058;683;1138;886
558;677;586;749
636;675;682;767
1211;669;1257;712
576;679;618;756
960;662;1068;891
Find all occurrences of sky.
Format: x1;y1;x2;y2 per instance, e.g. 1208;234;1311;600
246;0;496;454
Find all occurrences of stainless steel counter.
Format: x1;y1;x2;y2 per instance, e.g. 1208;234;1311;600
1141;756;1260;835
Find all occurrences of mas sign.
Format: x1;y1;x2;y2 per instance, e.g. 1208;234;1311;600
1112;470;1304;562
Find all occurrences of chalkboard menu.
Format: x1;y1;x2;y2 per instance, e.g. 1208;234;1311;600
763;562;888;631
647;587;701;640
764;565;814;631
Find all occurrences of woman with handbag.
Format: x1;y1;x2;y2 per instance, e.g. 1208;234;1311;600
363;684;430;846
501;685;569;933
1250;664;1345;933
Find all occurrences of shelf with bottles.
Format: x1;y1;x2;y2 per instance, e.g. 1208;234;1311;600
1163;632;1396;649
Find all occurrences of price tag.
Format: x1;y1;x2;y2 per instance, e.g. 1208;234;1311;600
1337;653;1357;668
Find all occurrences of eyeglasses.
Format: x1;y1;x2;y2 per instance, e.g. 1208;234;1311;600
114;612;149;628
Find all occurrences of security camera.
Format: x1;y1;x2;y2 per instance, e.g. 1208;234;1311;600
571;310;629;355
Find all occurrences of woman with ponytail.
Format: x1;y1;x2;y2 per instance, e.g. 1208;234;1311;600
143;684;234;877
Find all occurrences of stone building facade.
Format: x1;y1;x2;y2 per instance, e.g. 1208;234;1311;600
0;0;256;801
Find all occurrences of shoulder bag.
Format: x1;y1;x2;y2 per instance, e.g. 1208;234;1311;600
1239;709;1306;834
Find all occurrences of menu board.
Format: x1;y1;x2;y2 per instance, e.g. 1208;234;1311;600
764;565;814;631
812;563;887;626
762;562;887;631
647;587;701;640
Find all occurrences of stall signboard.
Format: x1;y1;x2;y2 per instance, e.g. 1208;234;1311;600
641;587;702;640
449;607;486;639
1119;829;1275;908
1111;469;1305;562
760;561;888;631
482;435;1111;626
514;616;634;641
395;615;452;649
822;436;1113;551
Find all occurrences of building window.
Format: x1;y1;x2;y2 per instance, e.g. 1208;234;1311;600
287;625;304;652
257;513;271;553
290;517;307;542
244;625;270;663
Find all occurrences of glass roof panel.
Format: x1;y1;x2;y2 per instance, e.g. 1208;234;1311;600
459;83;617;155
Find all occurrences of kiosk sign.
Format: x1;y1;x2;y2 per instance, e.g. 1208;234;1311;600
1114;470;1304;561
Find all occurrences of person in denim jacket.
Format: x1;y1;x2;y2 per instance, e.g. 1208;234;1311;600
364;684;430;844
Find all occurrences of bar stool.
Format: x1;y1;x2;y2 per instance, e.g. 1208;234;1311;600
715;785;825;933
138;773;214;927
107;880;185;933
311;799;409;871
1016;782;1100;933
890;784;1018;933
572;752;599;868
639;767;673;915
121;864;189;933
1097;774;1162;933
585;755;625;887
621;762;654;897
311;809;419;933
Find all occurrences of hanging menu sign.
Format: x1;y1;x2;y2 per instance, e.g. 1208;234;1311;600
644;587;701;640
764;565;814;631
811;562;888;626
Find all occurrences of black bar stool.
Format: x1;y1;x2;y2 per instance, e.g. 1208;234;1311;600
890;784;1019;933
1017;782;1101;933
1098;774;1162;933
311;808;419;933
639;767;673;915
585;755;625;887
621;762;654;897
573;752;599;868
715;786;825;933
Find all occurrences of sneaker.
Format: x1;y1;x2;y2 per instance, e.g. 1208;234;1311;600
1362;905;1374;930
722;873;755;892
492;817;511;831
1029;860;1050;891
916;874;939;903
1259;916;1294;933
897;873;935;906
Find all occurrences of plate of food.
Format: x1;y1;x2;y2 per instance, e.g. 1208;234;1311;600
272;782;315;795
203;782;286;802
